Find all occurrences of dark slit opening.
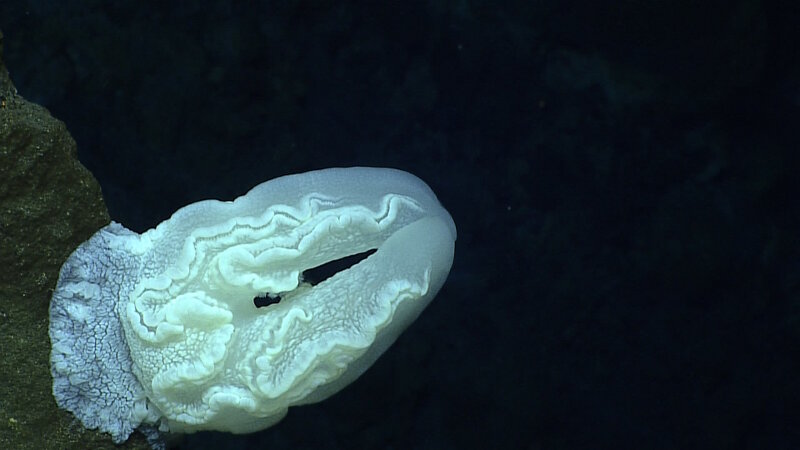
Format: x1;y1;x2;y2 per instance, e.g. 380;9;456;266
302;248;377;286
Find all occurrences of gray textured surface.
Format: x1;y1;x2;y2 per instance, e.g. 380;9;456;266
50;223;154;444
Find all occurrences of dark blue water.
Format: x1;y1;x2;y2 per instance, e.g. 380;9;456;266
2;1;799;448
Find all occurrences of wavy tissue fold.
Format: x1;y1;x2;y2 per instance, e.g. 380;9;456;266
49;167;456;445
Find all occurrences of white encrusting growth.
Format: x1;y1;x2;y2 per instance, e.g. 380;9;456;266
49;167;456;446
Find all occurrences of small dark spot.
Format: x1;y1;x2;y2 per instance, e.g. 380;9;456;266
303;248;377;286
254;293;281;308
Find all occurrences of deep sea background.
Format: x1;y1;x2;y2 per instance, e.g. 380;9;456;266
2;1;800;449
